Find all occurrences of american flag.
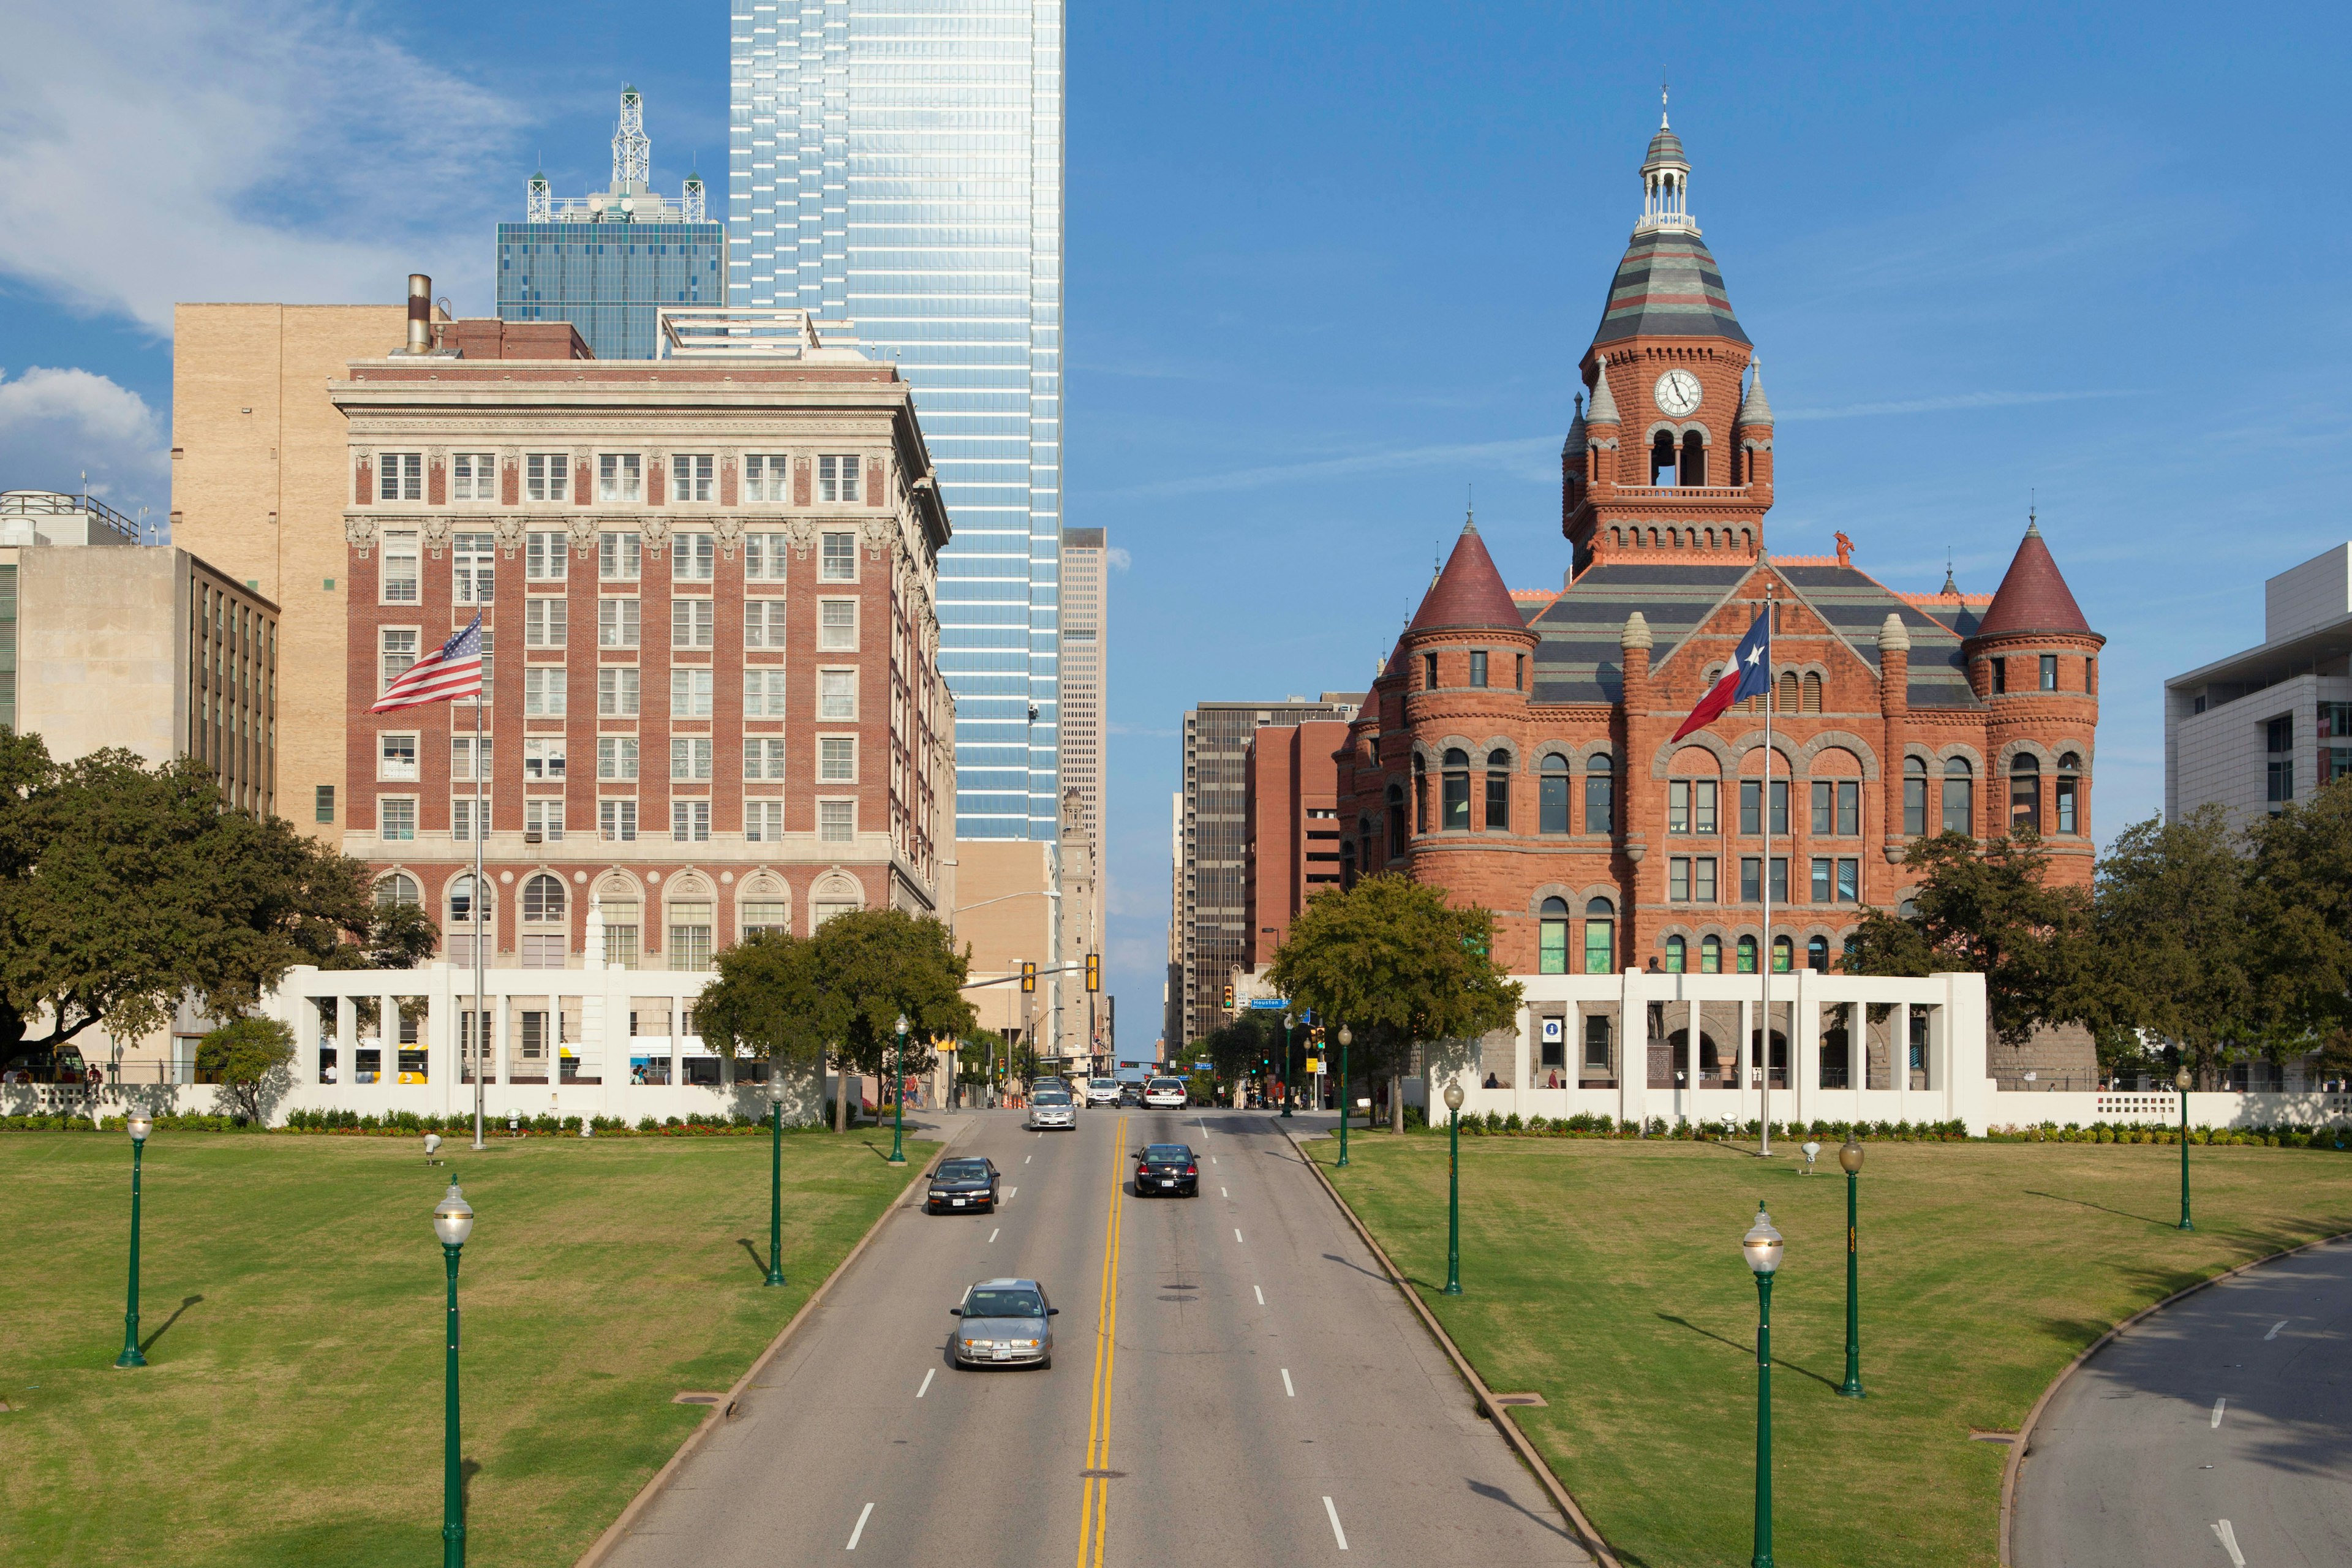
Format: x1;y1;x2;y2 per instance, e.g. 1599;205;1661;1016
371;614;484;712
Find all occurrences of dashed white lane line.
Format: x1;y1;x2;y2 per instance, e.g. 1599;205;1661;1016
1282;1368;1295;1398
1221;1186;1229;1197
1324;1496;1349;1550
988;1227;1000;1244
1025;1155;1033;1164
1255;1285;1265;1306
2266;1319;2288;1340
2211;1397;2227;1429
917;1369;935;1399
846;1502;875;1551
2212;1519;2245;1567
1005;1186;1017;1200
1235;1228;1245;1245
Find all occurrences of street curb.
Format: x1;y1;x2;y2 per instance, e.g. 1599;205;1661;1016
573;1118;979;1568
1998;1225;2352;1567
1281;1124;1622;1568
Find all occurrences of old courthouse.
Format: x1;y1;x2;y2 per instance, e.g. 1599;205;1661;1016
1335;113;2101;997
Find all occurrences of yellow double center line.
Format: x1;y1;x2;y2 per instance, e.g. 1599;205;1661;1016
1075;1114;1128;1568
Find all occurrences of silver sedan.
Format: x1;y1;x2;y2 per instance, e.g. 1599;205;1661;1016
950;1278;1057;1370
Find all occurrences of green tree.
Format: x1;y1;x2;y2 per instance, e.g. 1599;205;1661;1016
2094;809;2260;1085
1203;1010;1287;1093
805;910;978;1130
1267;873;1523;1133
2242;779;2352;1072
195;1016;295;1123
697;930;828;1074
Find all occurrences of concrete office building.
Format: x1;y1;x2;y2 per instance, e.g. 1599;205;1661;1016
2168;543;2352;829
1059;527;1109;968
730;0;1066;841
497;88;725;363
1175;695;1361;1047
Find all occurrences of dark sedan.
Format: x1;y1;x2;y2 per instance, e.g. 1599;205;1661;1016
925;1156;1001;1214
1133;1143;1199;1197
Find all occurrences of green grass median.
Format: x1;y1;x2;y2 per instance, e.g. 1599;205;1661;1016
1;1128;933;1567
1310;1131;2352;1568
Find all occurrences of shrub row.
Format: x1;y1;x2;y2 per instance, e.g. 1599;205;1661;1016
0;1110;856;1136
1985;1120;2352;1149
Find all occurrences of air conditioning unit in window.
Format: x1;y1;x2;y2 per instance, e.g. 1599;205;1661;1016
524;827;543;845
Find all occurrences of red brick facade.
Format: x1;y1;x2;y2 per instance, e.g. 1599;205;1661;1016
1243;720;1351;968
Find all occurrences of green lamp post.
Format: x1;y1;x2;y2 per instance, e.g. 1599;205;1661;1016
889;1014;910;1166
764;1071;786;1286
1836;1134;1866;1398
2176;1063;2194;1231
1743;1203;1784;1568
1281;1011;1295;1119
432;1183;477;1567
113;1112;153;1369
1443;1079;1465;1295
1336;1025;1352;1168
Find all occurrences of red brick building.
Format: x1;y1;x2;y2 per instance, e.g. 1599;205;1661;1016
333;307;954;971
1243;720;1351;970
1335;114;2102;986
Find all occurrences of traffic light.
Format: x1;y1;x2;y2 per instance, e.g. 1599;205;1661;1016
1085;952;1101;993
1222;983;1235;1009
1020;961;1037;993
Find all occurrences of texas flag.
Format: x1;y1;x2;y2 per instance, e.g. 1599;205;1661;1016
1671;609;1772;741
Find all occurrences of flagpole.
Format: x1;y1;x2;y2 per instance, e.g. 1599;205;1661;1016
1760;581;1774;1158
472;677;486;1152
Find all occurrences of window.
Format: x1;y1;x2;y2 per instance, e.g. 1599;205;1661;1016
379;731;418;782
1665;935;1686;973
2267;716;2294;808
671;533;714;581
1670;780;1689;834
602;903;639;968
1736;935;1758;973
1583;897;1615;974
818;453;860;502
1539;897;1569;974
597;668;640;717
598;597;640;648
451;534;492;607
671;801;711;842
1992;657;2007;695
1904;756;1929;837
671;454;714;502
668;902;714;972
379;796;416;842
745;599;787;648
1441;748;1470;831
1811;781;1859;835
1742;858;1763;902
1943;758;1975;834
600;532;641;581
381;530;419;604
1539;755;1570;834
2010;754;2041;833
1423;652;1439;690
1770;858;1789;903
523;668;566;717
524;596;566;649
379;452;421;502
451;734;491;781
819;668;857;720
597;737;638;780
524;799;564;842
598;799;637;842
451;797;480;842
1807;935;1830;974
745;737;788;780
1801;672;1823;713
1671;856;1690;901
448;873;486;928
820;736;856;782
1413;753;1428;834
672;597;715;649
1738;778;1790;835
1515;654;1525;691
2040;654;2058;691
819;800;854;842
670;669;714;718
451;452;496;500
1811;858;1832;904
2056;753;2081;835
315;785;335;824
1700;934;1722;973
819;598;858;650
375;872;420;908
1838;858;1860;902
744;534;787;582
820;532;857;581
742;897;789;935
597;453;641;502
1670;778;1718;835
744;668;788;718
1773;935;1794;974
1483;750;1510;831
745;802;785;842
523;738;565;782
379;628;418;693
743;454;790;502
526;453;568;502
1469;650;1488;688
1694;858;1717;902
2323;704;2352;739
1585;754;1614;834
1583;1014;1613;1076
1385;784;1407;855
670;737;714;780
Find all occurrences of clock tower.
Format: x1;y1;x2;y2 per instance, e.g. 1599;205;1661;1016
1563;107;1775;577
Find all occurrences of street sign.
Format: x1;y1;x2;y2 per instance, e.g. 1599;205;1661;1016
1246;998;1287;1011
1305;1058;1322;1074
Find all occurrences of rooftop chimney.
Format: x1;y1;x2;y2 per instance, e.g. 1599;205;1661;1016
406;274;431;353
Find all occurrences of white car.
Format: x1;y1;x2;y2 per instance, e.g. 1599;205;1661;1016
1141;1077;1188;1109
1085;1077;1121;1107
1028;1090;1076;1130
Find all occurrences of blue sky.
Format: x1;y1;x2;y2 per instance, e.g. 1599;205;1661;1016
4;1;2350;1043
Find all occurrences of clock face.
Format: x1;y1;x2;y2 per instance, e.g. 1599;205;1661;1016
1654;368;1703;417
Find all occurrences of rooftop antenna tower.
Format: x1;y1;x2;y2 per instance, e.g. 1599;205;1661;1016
681;157;706;223
527;168;552;222
612;85;650;192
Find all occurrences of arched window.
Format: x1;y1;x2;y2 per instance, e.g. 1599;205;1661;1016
1539;897;1569;974
1583;896;1616;975
1484;749;1512;831
522;873;566;923
1772;934;1794;973
520;873;567;968
1942;756;1975;835
1779;671;1800;712
1807;933;1830;973
1412;753;1429;834
1680;429;1706;486
1736;934;1758;974
2056;752;2082;835
1539;755;1570;834
375;872;420;908
448;874;487;927
1651;430;1678;485
1664;934;1687;973
2010;753;2041;834
1386;784;1407;857
1585;752;1615;834
1903;755;1929;836
1801;672;1823;713
447;873;490;968
1700;933;1723;973
1442;748;1471;831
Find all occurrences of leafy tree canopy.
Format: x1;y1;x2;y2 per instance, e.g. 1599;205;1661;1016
1266;874;1523;1072
804;908;978;1077
195;1016;293;1122
696;930;830;1068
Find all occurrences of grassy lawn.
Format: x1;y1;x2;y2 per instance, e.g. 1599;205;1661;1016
0;1128;933;1567
1310;1130;2352;1568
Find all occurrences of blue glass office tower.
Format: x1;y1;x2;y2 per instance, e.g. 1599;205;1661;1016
730;1;1065;841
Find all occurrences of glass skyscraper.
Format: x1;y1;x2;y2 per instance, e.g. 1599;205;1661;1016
729;0;1064;840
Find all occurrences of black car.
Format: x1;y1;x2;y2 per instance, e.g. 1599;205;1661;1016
1118;1082;1143;1107
1133;1143;1199;1197
926;1156;1001;1214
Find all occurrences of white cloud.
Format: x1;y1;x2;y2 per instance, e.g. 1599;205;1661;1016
1105;546;1133;571
0;366;167;513
0;1;525;332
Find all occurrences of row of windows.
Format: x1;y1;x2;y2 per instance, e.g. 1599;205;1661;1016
379;529;862;605
375;636;861;720
374;453;864;506
1420;649;1526;691
1664;856;1861;905
377;796;859;845
1988;654;2096;695
386;733;858;784
374;872;855;970
508;595;855;650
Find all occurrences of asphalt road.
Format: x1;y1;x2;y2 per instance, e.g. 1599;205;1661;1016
2012;1236;2352;1568
603;1105;1591;1567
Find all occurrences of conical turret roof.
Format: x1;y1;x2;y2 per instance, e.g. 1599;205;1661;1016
1408;518;1526;635
1974;517;2094;639
1738;358;1774;424
1585;355;1621;424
